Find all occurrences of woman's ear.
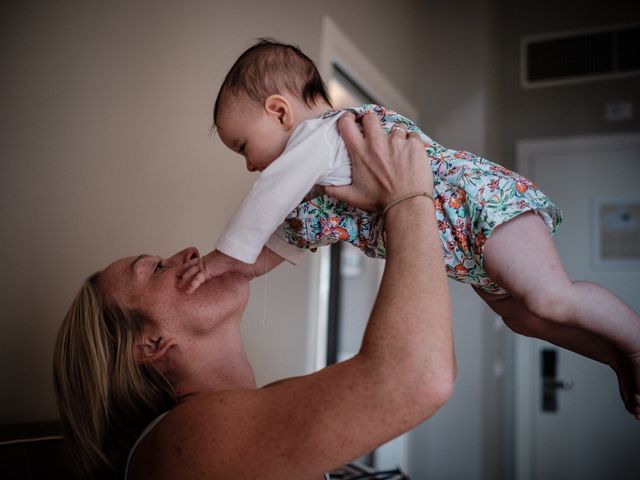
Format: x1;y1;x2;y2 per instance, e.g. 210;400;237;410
136;334;174;367
264;94;295;130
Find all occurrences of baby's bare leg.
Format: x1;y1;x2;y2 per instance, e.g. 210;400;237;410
475;288;635;413
475;287;621;365
481;211;640;418
482;212;640;354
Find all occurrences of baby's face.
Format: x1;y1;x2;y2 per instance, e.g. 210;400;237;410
216;96;292;172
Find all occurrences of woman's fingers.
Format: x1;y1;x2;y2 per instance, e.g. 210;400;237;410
330;109;433;212
331;112;388;211
337;113;362;157
361;111;386;145
390;124;407;137
323;183;357;207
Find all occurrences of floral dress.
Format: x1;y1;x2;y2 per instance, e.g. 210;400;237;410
281;104;562;295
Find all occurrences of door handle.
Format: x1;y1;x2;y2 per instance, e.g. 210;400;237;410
541;348;573;412
543;378;574;391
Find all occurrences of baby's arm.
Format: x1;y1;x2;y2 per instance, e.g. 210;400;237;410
250;246;286;277
178;250;240;293
216;118;337;265
179;247;286;293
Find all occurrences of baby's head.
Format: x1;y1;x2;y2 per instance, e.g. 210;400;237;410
214;39;332;172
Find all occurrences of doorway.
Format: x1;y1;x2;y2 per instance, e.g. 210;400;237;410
311;16;419;471
515;133;640;480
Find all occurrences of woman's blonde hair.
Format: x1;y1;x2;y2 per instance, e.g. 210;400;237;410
53;273;177;479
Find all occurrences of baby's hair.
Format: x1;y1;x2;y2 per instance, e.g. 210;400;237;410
213;38;332;127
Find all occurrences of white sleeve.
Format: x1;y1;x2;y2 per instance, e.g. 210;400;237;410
215;120;334;263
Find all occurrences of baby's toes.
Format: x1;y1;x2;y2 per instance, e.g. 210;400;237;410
613;361;638;417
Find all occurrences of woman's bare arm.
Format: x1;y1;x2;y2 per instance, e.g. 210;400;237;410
141;113;454;480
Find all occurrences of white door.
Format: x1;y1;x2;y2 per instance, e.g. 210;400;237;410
515;133;640;480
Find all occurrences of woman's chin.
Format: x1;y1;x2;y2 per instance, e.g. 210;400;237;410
203;271;251;299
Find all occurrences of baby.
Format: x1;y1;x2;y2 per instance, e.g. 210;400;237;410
180;39;640;418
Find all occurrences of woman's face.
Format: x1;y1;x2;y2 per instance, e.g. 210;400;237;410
98;247;250;334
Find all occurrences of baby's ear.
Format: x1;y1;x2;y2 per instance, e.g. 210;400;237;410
264;94;295;130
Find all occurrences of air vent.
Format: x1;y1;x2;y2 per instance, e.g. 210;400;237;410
521;23;640;88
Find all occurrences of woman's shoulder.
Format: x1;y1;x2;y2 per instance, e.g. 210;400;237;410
127;388;285;479
126;376;368;479
126;391;240;478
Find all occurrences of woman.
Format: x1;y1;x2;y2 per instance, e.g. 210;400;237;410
53;112;455;480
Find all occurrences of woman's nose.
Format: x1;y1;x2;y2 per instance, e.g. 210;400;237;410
166;247;199;266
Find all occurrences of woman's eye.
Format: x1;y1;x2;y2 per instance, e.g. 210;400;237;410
154;262;165;273
238;143;246;154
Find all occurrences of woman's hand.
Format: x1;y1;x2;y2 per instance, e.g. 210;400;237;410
324;111;434;212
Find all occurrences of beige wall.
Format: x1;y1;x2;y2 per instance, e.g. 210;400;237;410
0;0;424;423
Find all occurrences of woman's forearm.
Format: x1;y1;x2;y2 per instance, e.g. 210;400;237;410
359;195;454;418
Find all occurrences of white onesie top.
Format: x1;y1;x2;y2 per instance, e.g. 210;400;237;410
215;111;350;264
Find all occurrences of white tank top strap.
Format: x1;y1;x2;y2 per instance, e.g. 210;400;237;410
124;411;170;479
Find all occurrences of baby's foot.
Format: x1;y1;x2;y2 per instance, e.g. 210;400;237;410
615;352;640;419
628;352;640;419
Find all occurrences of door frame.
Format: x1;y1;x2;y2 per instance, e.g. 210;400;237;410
307;16;419;373
514;132;640;480
303;15;418;471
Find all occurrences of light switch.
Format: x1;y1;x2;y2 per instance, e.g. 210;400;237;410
605;101;633;122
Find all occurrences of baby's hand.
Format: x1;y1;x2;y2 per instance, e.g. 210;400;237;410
178;250;239;294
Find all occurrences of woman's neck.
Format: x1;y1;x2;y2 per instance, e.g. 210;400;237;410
173;323;256;401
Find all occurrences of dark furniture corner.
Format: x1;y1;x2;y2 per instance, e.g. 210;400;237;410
0;421;76;480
